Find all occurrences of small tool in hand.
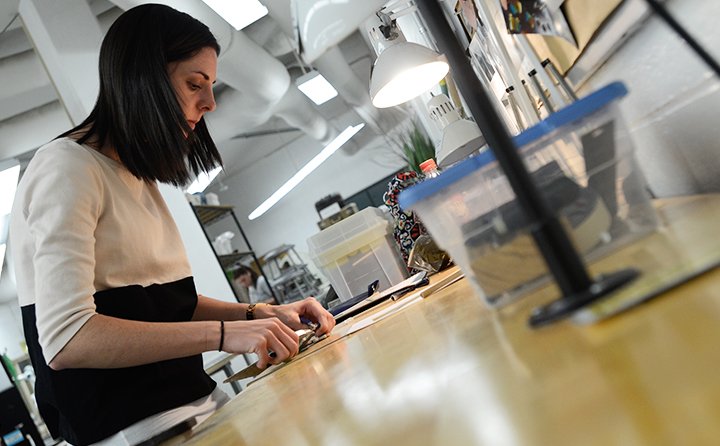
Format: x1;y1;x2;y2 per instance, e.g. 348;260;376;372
225;328;321;382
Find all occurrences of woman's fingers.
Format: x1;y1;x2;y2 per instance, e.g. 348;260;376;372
267;319;300;359
224;318;300;367
300;297;336;335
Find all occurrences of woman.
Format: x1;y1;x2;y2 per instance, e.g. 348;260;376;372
9;5;334;446
233;266;275;305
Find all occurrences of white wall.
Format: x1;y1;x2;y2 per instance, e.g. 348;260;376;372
158;184;235;302
579;0;720;197
211;111;406;280
0;302;25;359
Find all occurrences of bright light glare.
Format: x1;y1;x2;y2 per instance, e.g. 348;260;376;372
372;61;449;108
202;0;268;30
0;164;20;215
0;163;19;281
186;166;223;194
297;72;338;105
0;244;6;278
248;123;365;220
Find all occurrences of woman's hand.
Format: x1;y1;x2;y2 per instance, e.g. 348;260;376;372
257;297;336;336
222;318;299;369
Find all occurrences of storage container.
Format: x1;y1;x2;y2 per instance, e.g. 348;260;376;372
307;207;408;302
399;82;658;308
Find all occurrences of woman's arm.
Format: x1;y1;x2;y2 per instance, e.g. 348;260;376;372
192;294;246;321
51;295;336;370
49;312;299;370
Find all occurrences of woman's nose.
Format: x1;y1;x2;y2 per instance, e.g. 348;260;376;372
200;87;216;113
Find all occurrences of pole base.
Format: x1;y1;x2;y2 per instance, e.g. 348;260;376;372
529;268;640;328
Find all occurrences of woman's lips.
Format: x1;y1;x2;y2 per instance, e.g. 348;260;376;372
188;120;197;129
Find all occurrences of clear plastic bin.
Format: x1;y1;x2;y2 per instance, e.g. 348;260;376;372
399;82;658;308
307;207;408;302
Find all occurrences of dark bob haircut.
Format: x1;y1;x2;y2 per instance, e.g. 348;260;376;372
60;3;222;186
233;265;258;287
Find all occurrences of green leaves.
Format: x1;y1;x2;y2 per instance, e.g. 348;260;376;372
397;122;436;174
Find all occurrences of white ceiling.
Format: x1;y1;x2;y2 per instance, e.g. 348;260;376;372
0;0;379;178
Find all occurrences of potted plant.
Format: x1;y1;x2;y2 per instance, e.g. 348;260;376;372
394;121;436;174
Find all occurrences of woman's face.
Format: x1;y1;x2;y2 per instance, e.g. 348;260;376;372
168;46;218;130
236;272;252;288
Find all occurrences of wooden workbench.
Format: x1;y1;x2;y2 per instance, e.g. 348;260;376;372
167;196;720;446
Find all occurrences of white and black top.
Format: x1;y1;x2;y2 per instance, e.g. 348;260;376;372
10;138;216;446
249;275;273;304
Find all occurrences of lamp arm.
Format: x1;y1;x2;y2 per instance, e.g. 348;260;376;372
381;1;417;20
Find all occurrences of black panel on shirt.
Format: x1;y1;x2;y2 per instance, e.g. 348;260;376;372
21;276;216;446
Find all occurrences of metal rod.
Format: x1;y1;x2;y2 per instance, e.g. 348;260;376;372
644;0;720;78
506;86;525;131
529;69;555;114
542;58;578;101
415;0;593;295
517;34;567;107
521;80;541;119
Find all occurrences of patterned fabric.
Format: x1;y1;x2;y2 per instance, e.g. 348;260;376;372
383;171;428;273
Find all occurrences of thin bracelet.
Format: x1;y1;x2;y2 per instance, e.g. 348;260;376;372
218;320;225;351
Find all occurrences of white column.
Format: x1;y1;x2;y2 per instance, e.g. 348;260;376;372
19;0;102;125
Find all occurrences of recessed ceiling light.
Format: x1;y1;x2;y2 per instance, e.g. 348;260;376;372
202;0;269;30
296;71;338;105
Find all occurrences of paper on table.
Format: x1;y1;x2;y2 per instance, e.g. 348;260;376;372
344;267;465;335
332;272;428;322
345;294;424;335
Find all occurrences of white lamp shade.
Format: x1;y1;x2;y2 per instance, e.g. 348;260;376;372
437;119;486;167
369;42;449;108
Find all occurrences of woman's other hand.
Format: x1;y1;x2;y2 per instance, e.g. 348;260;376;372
257;297;336;336
223;318;299;369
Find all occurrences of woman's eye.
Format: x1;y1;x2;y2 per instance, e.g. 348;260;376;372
188;82;201;91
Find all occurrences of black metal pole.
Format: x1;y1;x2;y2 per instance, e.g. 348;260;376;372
644;0;720;77
415;0;639;326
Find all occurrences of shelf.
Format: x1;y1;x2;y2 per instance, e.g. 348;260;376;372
192;204;235;225
261;244;295;262
218;252;254;269
191;202;276;303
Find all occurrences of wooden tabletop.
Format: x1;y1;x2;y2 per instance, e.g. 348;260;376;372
168;195;720;446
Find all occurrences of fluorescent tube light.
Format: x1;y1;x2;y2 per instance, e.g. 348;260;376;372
296;71;338;105
248;123;365;220
186;166;223;195
202;0;268;30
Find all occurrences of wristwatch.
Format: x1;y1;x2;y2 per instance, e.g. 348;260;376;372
246;303;258;320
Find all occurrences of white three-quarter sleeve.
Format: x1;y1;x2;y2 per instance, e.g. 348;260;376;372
14;143;103;363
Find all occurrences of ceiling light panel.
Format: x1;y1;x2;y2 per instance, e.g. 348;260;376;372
296;71;339;105
202;0;268;30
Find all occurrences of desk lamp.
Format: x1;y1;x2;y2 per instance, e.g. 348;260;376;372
427;93;486;168
368;9;449;109
413;0;639;327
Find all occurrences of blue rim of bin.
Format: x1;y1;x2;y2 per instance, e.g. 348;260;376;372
398;81;628;210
